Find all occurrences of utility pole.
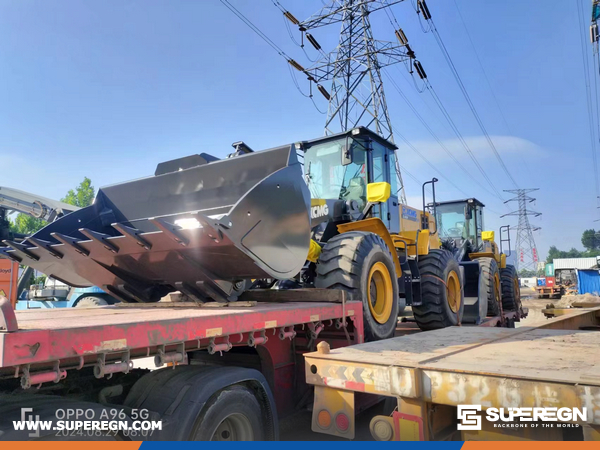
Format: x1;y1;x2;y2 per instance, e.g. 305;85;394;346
298;0;415;204
501;189;541;273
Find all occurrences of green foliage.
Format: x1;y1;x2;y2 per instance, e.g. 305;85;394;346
582;229;599;251
10;213;46;236
61;177;95;207
10;177;95;236
33;275;47;286
519;269;536;278
546;242;600;264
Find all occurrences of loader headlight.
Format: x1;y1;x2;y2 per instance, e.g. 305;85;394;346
174;218;202;230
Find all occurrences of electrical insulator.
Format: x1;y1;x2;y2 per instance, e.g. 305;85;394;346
405;43;415;59
395;28;408;46
317;84;331;100
306;33;321;51
591;23;599;44
288;59;306;72
418;0;432;21
414;60;427;79
283;11;300;25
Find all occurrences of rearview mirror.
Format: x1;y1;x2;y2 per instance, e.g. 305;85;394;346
464;205;472;220
341;137;353;166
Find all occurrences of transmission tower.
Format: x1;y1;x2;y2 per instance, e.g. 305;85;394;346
501;189;541;272
298;0;415;204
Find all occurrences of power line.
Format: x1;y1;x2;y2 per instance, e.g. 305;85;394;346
384;70;503;200
582;0;600;206
219;0;325;113
416;1;519;189
452;0;532;175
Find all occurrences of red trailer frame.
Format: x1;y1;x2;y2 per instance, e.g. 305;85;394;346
0;295;363;421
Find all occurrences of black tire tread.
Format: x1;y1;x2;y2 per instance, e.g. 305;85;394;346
315;231;398;341
500;264;521;311
479;258;501;316
412;249;463;331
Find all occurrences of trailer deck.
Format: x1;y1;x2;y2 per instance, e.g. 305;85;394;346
0;294;363;389
305;307;600;440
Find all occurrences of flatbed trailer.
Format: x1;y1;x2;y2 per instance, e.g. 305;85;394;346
0;288;529;441
0;291;363;440
305;306;600;441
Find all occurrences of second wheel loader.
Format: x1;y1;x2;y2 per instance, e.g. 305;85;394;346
0;127;520;341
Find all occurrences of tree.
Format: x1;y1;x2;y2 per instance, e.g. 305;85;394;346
10;177;95;236
61;177;95;207
519;269;536;278
582;229;599;251
10;214;46;236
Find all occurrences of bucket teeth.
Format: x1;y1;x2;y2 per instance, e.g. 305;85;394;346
26;237;64;259
0;247;22;263
2;240;39;261
149;218;189;246
51;233;90;257
79;228;119;254
111;223;152;250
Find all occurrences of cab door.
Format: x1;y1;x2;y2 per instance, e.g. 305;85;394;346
369;141;400;233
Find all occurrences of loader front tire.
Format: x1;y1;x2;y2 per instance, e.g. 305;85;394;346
315;231;398;342
479;258;502;316
413;249;463;331
500;264;521;311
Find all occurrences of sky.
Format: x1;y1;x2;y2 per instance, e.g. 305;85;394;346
0;0;598;261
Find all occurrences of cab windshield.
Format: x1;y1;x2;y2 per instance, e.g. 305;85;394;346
437;202;475;242
303;138;367;209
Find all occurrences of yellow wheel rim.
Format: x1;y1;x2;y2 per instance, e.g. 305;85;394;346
446;270;461;313
367;262;394;324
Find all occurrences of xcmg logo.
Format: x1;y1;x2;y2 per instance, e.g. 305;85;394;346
311;204;329;220
457;405;587;431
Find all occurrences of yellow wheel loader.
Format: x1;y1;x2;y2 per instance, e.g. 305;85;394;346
1;127;514;341
434;199;523;325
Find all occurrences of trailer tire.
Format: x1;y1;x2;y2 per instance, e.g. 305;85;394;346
315;231;398;342
413;249;463;331
189;385;265;441
74;296;108;307
479;258;501;316
500;264;521;312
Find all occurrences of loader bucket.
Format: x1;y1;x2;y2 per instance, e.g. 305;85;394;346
1;145;311;303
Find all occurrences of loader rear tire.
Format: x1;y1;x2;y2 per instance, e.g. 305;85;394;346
500;264;521;312
479;258;502;316
413;249;464;331
315;231;398;342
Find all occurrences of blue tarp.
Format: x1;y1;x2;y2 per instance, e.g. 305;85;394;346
577;269;600;295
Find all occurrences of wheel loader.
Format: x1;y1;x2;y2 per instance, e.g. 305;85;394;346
0;127;520;341
433;198;523;325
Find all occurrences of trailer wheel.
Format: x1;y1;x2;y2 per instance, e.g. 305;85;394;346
413;249;463;331
74;296;108;307
479;258;501;316
315;231;398;341
500;264;521;311
190;385;265;441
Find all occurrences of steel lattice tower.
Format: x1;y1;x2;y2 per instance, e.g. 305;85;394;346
299;0;411;203
501;189;541;272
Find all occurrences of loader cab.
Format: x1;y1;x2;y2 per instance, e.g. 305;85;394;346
434;198;485;254
299;127;400;233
